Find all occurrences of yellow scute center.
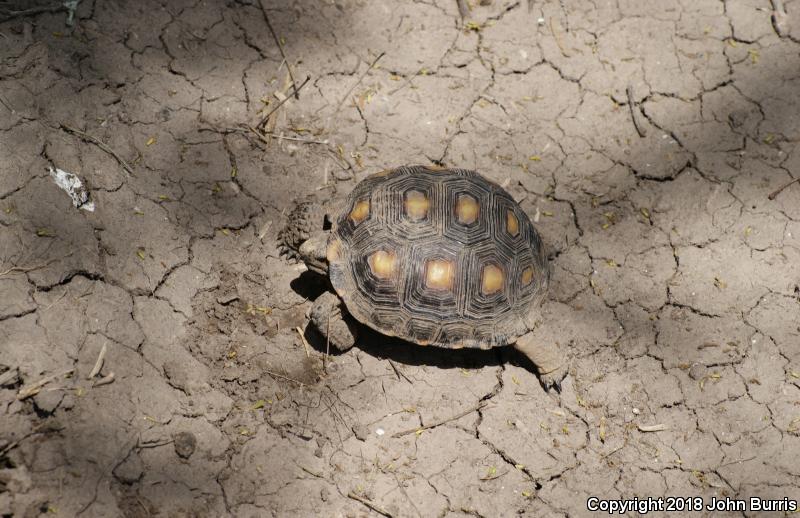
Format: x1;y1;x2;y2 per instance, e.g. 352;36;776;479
349;199;370;224
521;266;534;285
404;190;429;221
481;263;504;295
455;194;479;225
368;250;397;279
506;210;519;236
425;259;455;290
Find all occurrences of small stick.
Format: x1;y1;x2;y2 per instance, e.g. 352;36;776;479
334;52;386;115
637;423;667;432
87;343;107;379
59;123;134;176
93;372;115;387
768;176;800;200
392;400;487;438
626;83;647;138
347;492;394;518
258;0;299;99
296;326;311;358
600;444;626;459
260;132;329;145
263;368;306;386
17;369;74;400
256;75;310;129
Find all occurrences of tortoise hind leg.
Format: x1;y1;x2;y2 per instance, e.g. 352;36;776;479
309;291;359;353
513;333;567;392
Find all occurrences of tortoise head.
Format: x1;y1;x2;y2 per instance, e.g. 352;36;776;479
278;199;332;275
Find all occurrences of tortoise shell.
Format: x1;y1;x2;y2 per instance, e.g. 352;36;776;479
326;165;550;349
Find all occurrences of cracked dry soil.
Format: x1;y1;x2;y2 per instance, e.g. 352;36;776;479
1;0;800;517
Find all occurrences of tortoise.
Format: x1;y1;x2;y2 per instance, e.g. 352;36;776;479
279;165;566;390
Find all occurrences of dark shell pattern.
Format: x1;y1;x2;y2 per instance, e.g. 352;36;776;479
327;165;550;349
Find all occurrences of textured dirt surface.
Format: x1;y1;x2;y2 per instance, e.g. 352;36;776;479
2;0;800;517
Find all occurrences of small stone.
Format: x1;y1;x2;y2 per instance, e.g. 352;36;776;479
216;293;239;305
632;407;640;415
688;363;706;381
352;424;369;442
375;428;385;436
174;431;197;459
113;453;144;483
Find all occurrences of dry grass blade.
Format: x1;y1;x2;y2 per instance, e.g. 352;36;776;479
92;372;115;387
87;343;107;379
347;492;393;518
17;369;74;400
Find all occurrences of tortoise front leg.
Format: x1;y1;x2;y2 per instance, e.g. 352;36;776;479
309;291;359;353
513;333;567;392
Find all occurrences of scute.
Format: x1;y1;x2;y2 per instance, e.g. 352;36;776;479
327;166;550;349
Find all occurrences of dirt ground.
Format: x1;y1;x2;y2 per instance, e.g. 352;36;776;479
1;0;800;516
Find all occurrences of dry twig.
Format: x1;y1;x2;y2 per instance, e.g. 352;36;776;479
60;123;134;176
256;75;310;129
768;176;800;200
258;0;300;99
347;492;394;518
392;400;487;438
264;368;306;386
334;52;386;116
